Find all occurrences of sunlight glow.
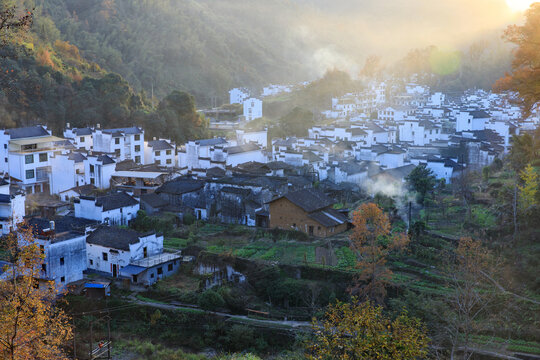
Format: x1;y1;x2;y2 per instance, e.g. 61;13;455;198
505;0;536;12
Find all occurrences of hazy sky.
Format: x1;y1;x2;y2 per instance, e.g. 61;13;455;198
285;0;526;76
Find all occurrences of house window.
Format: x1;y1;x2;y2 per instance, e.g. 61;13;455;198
143;247;148;258
39;245;44;255
166;150;171;155
115;149;121;157
39;153;47;162
80;137;85;143
155;151;160;156
134;134;140;141
157;267;163;275
132;275;138;283
156;159;161;165
168;263;173;271
135;156;141;163
89;259;93;266
135;145;141;152
115;138;120;145
3;144;6;149
25;169;35;179
102;252;108;261
60;276;65;283
41;263;46;272
150;273;154;278
4;158;7;163
166;159;172;164
25;154;34;164
60;257;64;266
90;178;95;185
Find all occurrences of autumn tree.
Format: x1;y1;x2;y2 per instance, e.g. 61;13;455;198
350;203;409;304
519;163;539;210
306;298;429;360
493;3;540;116
0;224;72;360
445;237;492;360
0;2;33;46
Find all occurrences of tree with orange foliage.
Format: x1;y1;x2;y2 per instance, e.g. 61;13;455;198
350;203;409;304
493;3;540;117
0;224;72;360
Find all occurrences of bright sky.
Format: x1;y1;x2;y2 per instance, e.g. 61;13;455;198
506;0;537;11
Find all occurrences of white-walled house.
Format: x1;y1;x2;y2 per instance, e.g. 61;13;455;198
229;88;250;104
50;152;87;195
93;127;145;164
0;125;62;194
74;192;140;226
63;127;93;151
0;179;25;234
456;110;490;132
84;154;116;189
224;144;267;167
399;120;441;146
86;226;163;278
236;129;268;149
144;139;176;166
27;217;94;288
243;98;263;121
180;138;230;170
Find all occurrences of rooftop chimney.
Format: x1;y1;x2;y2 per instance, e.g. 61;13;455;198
49;221;55;231
97;123;101;129
66;122;71;129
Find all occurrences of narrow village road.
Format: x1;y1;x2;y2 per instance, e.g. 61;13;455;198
131;298;312;330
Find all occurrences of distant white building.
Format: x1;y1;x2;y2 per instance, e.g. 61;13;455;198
456;110;490;132
236;129;268;149
0;125;65;194
74;192;140;226
86;226;164;279
49;152;87;195
63;126;93;151
144;139;176;166
229;88;250;104
243;98;263;121
93;127;145;164
0;179;25;234
84;154;116;189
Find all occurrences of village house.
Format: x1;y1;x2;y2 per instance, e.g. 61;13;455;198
229;87;250;104
92;126;145;164
84;154;116;189
268;188;348;237
74;192;140;225
63;126;93;151
243;98;263;121
144;139;176;166
0;125;65;194
85;226;164;279
0;178;25;234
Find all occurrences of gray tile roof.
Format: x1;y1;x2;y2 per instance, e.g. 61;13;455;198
225;143;261;154
308;208;348;227
91;192;139;211
148;140;174;151
156;179;204;195
7;126;49;139
276;188;336;213
196;138;228;146
86;226;149;251
103;127;143;135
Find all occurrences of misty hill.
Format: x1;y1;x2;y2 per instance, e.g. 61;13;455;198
38;0;313;106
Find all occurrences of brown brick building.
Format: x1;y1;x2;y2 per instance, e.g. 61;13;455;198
268;188;349;238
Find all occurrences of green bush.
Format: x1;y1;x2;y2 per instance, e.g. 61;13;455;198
197;289;225;311
183;213;196;225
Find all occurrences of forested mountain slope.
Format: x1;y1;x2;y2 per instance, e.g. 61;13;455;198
37;0;312;105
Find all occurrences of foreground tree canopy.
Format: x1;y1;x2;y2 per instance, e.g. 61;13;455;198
494;3;540;116
306;299;429;360
0;224;72;360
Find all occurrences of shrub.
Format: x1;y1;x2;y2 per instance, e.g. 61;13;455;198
197;289;225;311
184;213;196;225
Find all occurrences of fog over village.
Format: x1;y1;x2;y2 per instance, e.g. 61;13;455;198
0;1;539;359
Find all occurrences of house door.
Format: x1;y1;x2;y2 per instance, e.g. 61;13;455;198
112;264;117;278
197;210;201;220
308;226;314;236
